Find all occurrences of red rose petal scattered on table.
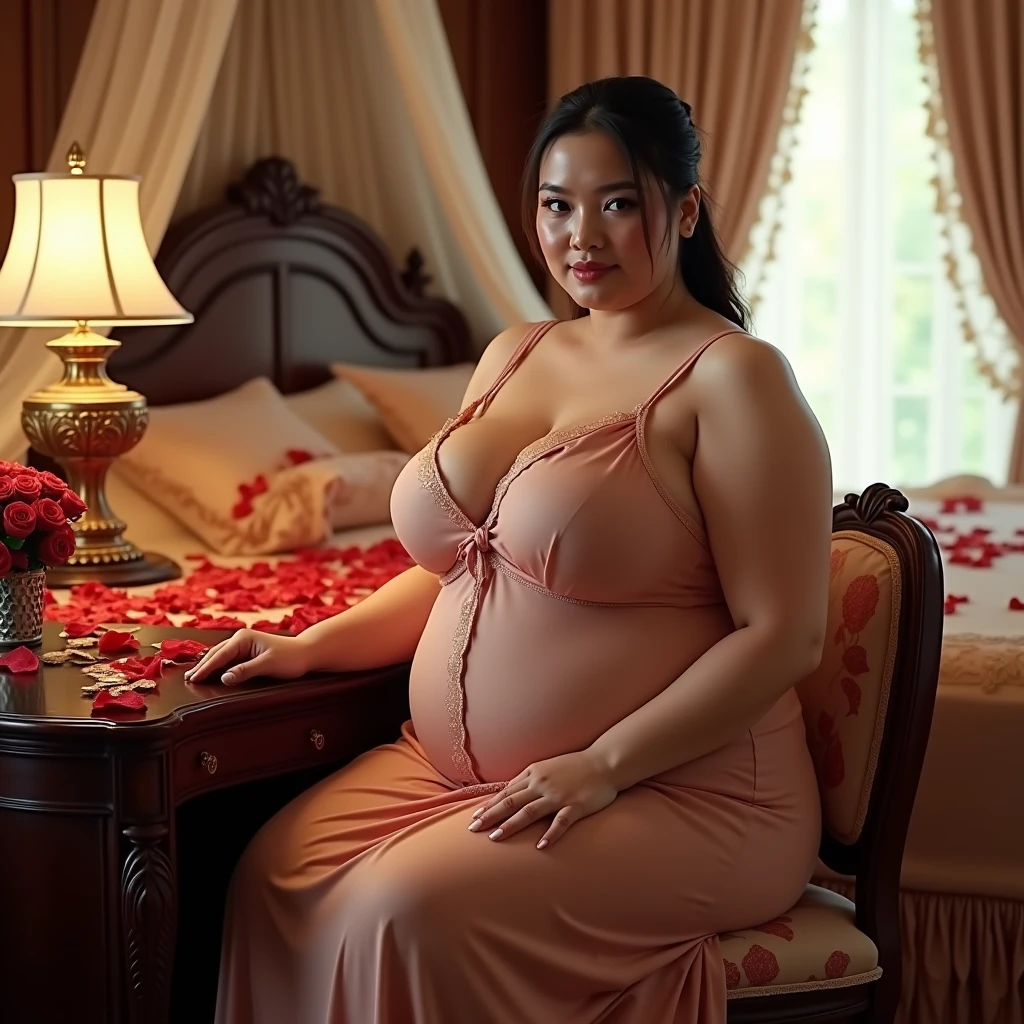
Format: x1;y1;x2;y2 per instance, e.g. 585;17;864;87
0;646;39;673
159;639;210;661
63;621;99;639
1010;598;1024;611
98;630;141;655
142;655;164;680
92;689;146;712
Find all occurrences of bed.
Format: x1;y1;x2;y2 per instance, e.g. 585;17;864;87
46;156;474;631
44;157;1022;1022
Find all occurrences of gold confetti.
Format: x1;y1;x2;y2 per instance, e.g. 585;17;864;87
41;651;73;665
134;681;157;692
81;685;101;697
66;637;99;649
68;650;98;663
109;686;128;697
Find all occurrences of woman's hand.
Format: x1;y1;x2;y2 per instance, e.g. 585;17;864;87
468;750;618;849
184;628;311;686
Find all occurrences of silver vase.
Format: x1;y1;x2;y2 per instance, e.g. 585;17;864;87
0;569;46;647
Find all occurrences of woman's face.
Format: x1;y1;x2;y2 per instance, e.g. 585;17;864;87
535;130;697;311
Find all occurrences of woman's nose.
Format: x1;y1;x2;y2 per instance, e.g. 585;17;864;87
570;209;604;251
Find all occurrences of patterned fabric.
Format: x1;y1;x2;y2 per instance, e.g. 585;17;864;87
795;531;902;843
722;885;881;998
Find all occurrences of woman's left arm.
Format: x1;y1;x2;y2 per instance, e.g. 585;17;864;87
589;334;833;791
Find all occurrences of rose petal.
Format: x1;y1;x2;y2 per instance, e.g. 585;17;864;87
1010;598;1024;612
98;630;141;655
142;655;164;680
0;646;39;673
63;622;100;639
92;689;146;711
159;639;210;661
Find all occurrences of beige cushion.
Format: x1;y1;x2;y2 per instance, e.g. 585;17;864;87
332;362;476;454
795;532;902;843
116;377;345;555
298;451;409;531
721;885;881;998
283;378;397;454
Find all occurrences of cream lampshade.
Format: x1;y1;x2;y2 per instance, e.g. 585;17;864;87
0;143;193;586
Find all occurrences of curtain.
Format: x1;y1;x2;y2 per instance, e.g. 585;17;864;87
917;0;1024;482
547;0;815;271
175;0;550;348
0;0;239;462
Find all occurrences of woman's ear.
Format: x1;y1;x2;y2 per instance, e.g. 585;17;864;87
679;185;701;238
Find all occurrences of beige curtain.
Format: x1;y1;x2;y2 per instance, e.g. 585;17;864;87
547;0;813;268
0;0;239;462
918;0;1024;482
176;0;550;347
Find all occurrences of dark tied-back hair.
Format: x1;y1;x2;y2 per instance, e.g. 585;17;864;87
522;76;750;330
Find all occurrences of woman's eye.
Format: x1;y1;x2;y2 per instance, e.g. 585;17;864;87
540;198;569;213
606;197;635;212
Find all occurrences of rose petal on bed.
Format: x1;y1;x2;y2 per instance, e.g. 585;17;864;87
92;689;146;712
98;630;141;655
0;647;40;673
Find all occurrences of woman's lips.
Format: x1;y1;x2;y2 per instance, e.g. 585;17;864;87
570;262;616;283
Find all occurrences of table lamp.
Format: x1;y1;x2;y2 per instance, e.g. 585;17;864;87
0;143;193;586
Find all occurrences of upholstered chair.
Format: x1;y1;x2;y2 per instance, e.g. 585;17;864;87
724;484;944;1023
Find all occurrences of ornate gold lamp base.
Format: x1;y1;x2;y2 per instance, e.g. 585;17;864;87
21;323;182;589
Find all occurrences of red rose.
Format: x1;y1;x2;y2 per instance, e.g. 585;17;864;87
32;498;66;532
0;461;16;476
59;488;88;522
0;542;10;577
13;474;42;502
3;501;37;539
0;477;14;502
37;524;76;566
38;471;66;500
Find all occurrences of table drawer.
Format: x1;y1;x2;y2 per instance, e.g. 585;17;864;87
174;710;355;799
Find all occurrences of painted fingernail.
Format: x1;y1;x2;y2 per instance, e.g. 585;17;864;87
471;807;484;819
536;839;548;850
467;820;483;832
222;672;235;685
488;828;503;840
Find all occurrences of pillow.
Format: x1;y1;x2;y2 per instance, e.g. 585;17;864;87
283;378;397;454
277;451;409;532
332;362;476;454
115;377;342;554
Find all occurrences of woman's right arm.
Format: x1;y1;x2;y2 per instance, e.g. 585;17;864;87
185;564;440;685
296;563;441;672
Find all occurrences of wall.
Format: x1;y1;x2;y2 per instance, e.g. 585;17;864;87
0;0;97;254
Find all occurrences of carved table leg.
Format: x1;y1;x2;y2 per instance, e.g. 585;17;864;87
121;824;177;1024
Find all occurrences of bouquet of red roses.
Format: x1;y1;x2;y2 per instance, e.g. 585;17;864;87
0;461;87;577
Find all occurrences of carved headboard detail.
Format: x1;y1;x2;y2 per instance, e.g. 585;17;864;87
108;157;473;406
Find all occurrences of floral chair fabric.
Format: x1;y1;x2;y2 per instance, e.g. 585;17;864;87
722;885;881;998
795;531;902;844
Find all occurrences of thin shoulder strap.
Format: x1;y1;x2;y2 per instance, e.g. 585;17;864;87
640;328;746;412
469;320;558;419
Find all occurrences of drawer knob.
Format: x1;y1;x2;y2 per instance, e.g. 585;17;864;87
309;729;325;751
199;751;218;775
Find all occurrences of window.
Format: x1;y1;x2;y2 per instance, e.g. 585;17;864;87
745;0;1018;491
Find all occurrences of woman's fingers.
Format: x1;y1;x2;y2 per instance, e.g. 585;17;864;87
468;784;533;832
482;796;557;841
220;650;272;687
185;632;250;683
536;806;579;849
470;779;529;825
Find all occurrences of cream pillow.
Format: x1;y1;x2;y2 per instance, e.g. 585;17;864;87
283;378;397;454
116;377;342;554
332;362;476;454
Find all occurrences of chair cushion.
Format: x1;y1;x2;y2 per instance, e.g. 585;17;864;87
722;885;881;999
795;531;902;843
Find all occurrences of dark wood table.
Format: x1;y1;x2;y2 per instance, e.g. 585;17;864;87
0;623;410;1024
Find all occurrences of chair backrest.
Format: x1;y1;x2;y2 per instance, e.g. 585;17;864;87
794;484;943;935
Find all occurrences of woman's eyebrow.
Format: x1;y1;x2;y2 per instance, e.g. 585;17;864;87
539;180;638;194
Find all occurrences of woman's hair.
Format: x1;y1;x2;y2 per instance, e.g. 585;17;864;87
521;76;750;330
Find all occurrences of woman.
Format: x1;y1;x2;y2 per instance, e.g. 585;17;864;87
190;76;833;1024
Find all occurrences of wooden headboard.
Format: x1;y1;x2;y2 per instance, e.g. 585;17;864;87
108;157;473;405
